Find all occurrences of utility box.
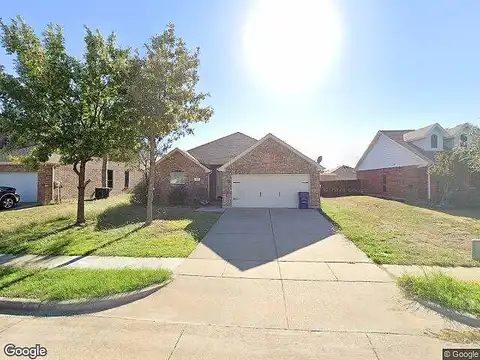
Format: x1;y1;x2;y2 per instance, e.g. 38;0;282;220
95;187;111;200
298;192;309;209
473;239;480;261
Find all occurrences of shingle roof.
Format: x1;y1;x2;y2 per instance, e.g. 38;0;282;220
0;146;61;164
188;132;258;166
445;122;471;136
402;124;437;142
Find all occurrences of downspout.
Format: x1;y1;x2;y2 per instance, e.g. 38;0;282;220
427;165;432;202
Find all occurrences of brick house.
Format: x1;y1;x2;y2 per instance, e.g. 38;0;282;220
154;132;330;208
356;123;474;203
0;143;142;204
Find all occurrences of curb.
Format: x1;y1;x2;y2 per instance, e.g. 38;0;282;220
0;279;172;316
417;299;480;328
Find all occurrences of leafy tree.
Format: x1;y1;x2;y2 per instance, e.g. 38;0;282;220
465;126;480;173
430;148;471;205
0;17;138;224
130;24;213;225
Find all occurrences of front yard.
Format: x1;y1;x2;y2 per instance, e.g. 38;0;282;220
0;195;221;258
322;196;480;267
0;267;171;301
398;273;480;318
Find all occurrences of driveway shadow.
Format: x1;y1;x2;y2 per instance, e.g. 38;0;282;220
192;208;339;271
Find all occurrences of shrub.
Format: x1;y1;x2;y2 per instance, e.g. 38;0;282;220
168;185;188;206
130;179;148;205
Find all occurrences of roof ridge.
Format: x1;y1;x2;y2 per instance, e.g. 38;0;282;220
187;132;257;152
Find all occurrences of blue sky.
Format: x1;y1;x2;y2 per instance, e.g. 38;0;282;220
1;0;480;168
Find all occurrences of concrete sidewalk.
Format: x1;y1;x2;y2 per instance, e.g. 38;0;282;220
0;253;184;272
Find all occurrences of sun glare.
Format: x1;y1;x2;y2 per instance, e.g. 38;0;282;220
243;0;342;93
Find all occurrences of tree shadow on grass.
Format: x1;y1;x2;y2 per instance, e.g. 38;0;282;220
0;266;39;292
0;220;77;255
95;202;220;242
53;225;144;268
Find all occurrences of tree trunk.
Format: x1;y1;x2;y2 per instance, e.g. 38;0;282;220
75;161;87;225
145;134;156;226
101;155;108;187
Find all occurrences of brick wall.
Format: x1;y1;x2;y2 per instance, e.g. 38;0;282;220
357;166;430;202
0;164;53;205
154;151;209;204
53;159;142;202
221;138;321;207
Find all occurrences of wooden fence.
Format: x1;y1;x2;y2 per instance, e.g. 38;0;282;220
320;180;362;197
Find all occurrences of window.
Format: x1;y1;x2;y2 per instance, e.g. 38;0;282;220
430;134;438;149
460;134;468;147
107;170;114;188
170;171;185;185
124;171;130;188
382;174;387;192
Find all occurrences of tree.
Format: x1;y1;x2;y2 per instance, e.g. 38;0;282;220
130;24;213;225
465;126;480;173
0;17;138;224
430;148;470;205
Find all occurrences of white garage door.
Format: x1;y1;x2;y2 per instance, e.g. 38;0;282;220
0;172;38;202
232;174;310;208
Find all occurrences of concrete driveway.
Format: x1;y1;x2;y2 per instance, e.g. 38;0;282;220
0;208;472;359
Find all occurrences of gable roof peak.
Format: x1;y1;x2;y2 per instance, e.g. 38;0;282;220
218;132;325;172
403;123;448;142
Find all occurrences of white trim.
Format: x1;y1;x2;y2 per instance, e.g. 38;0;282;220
403;123;450;142
355;131;381;171
356;132;430;171
156;148;211;173
218;133;325;172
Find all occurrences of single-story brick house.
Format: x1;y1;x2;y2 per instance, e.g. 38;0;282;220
355;122;475;203
324;165;357;181
155;132;332;208
0;145;141;204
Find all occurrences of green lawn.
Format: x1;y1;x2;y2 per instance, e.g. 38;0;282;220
0;266;171;301
0;195;220;258
321;196;480;266
398;273;480;318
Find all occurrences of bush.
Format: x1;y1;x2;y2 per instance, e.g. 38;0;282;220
168;185;188;206
131;179;148;204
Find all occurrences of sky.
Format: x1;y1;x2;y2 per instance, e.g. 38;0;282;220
1;0;480;169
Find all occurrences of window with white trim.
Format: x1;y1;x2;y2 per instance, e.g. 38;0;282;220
170;171;185;185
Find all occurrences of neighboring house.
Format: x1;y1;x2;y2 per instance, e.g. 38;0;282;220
154;132;328;208
324;165;357;181
0;139;141;204
355;122;474;202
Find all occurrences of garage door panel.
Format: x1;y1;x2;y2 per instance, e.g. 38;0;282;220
232;174;309;208
0;172;38;202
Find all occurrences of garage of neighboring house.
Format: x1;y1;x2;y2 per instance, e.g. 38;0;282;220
0;171;38;202
218;134;325;208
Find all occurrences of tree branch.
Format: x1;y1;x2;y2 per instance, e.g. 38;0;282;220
85;179;92;187
73;161;80;176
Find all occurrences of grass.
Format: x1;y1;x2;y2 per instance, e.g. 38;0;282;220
321;196;480;266
398;273;480;318
427;329;480;344
0;195;220;258
0;266;171;301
